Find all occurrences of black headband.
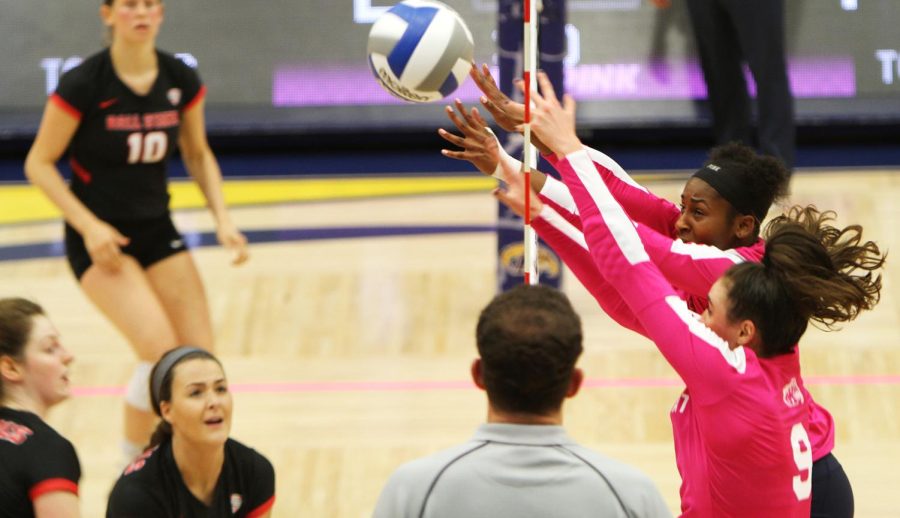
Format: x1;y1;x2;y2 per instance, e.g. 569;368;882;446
691;162;768;221
150;346;208;408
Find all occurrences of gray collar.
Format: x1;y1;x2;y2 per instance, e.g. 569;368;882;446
472;423;576;446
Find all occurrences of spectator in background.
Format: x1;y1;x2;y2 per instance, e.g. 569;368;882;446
652;0;795;169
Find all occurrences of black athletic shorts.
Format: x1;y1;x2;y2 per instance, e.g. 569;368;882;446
811;452;854;518
65;214;188;280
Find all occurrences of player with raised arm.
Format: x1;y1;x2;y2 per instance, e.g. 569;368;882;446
441;66;854;515
491;72;883;516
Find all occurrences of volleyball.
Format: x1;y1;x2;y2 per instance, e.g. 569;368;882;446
367;0;474;103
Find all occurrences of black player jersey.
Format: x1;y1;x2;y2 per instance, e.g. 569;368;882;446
0;408;81;518
106;438;275;518
52;48;205;221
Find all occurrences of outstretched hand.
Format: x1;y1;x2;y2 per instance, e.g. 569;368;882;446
438;99;500;176
470;63;524;133
469;63;551;154
514;72;580;158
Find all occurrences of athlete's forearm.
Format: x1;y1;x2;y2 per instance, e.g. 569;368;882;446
558;151;745;394
24;160;101;234
534;207;648;337
543;145;680;236
183;150;233;227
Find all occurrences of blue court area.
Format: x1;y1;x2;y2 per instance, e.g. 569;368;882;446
3;141;900;181
2;141;899;265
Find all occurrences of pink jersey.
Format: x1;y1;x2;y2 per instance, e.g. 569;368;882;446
544;150;814;517
538;148;834;462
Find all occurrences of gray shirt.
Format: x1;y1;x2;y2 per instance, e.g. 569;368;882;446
373;423;672;518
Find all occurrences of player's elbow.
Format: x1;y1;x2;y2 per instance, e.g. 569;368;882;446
23;152;49;185
179;138;212;167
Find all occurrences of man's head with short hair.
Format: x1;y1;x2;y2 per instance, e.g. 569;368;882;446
474;285;583;417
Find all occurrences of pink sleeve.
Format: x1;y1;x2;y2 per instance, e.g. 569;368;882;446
533;206;648;337
555;150;747;404
635;225;746;301
543;148;681;236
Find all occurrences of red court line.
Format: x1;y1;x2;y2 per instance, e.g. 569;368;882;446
70;375;900;398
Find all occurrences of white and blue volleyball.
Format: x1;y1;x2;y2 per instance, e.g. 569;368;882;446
367;0;474;103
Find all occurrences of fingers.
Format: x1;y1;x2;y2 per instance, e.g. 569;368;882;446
440;149;470;161
227;234;249;266
438;128;486;153
91;242;123;273
479;95;507;122
231;246;249;265
492;187;523;218
114;229;130;247
454;99;481;130
535;72;558;104
444;105;468;134
471;62;501;97
561;93;577;117
437;128;465;147
445;100;487;138
469;106;488;128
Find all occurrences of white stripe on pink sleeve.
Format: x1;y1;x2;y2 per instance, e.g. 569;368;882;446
539;205;587;249
567;150;649;266
663;295;747;373
670;240;746;263
540;175;579;216
583;146;648;193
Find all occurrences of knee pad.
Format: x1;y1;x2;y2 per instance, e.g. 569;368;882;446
124;362;154;412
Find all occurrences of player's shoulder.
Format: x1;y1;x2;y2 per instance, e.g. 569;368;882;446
0;408;70;452
225;438;274;475
59;49;110;86
117;444;164;482
735;238;766;263
108;446;167;513
156;50;199;79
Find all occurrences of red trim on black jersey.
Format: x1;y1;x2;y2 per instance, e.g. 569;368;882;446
29;478;79;500
50;94;82;121
69;158;92;184
246;495;275;518
182;85;207;112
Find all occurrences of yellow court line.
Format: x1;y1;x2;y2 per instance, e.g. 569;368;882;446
0;176;497;225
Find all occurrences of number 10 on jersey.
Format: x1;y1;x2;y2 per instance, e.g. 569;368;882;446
126;131;168;164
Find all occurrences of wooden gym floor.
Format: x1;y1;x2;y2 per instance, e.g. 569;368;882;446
0;167;897;517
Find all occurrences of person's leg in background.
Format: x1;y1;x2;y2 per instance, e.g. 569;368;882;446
723;0;795;169
685;0;753;148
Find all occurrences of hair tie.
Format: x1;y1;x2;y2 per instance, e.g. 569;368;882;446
150;346;207;408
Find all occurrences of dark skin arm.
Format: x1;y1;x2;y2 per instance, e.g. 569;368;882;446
438;98;549;192
468;63;553;155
